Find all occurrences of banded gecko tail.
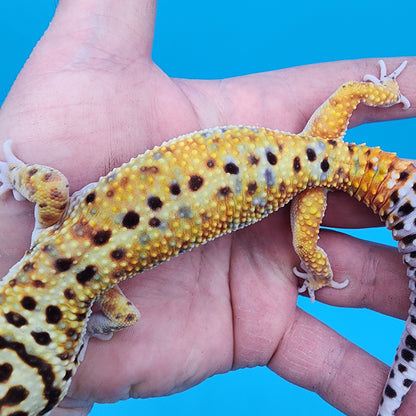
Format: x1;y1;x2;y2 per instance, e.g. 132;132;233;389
371;159;416;415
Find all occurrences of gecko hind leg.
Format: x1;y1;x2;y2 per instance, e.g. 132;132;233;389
291;60;408;301
291;187;349;302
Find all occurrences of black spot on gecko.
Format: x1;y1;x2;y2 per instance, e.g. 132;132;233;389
402;234;416;246
320;158;330;172
328;139;337;147
31;331;52;346
384;384;397;398
111;248;126;260
306;148;316;161
66;329;76;338
122;211;140;229
348;143;355;154
398;202;414;216
0;385;29;407
43;172;54;182
398;364;407;373
76;312;87;322
85;192;96;204
106;190;114;198
22;262;35;272
45;305;62;324
54;258;73;272
279;181;286;193
390;190;400;204
224;163;239;175
400;171;410;181
57;353;70;361
76;265;97;285
402;348;415;362
32;280;45;288
218;186;232;197
266;151;277;165
93;229;112;245
64;288;76;300
406;335;416;351
28;167;38;177
413;183;416;192
0;336;60;413
112;270;126;280
5;312;27;328
189;175;204;191
404;378;413;388
63;370;72;381
43;387;62;414
368;161;374;170
21;296;37;311
247;182;258;196
148;217;161;227
0;363;13;383
206;159;215;168
147;196;163;210
248;154;259;165
394;221;404;231
293;157;301;172
169;182;181;195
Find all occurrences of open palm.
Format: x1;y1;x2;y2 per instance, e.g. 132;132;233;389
0;2;416;416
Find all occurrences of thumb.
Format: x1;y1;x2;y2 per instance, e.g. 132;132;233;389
16;0;156;75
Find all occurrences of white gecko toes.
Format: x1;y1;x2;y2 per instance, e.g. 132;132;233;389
363;60;410;109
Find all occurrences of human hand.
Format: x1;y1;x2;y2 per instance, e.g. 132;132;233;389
0;1;416;415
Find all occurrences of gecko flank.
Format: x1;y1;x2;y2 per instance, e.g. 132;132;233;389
0;61;413;416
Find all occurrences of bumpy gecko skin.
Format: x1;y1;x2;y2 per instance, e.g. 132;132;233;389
0;61;412;416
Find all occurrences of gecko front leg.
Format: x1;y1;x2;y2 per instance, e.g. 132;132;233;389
0;141;141;339
0;140;70;244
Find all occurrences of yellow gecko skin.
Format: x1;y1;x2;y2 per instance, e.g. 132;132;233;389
0;61;412;416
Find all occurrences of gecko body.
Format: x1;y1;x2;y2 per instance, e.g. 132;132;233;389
0;61;412;416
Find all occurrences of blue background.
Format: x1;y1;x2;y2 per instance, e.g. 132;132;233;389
1;1;416;415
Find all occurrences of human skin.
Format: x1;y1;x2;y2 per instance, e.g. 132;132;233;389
0;1;416;415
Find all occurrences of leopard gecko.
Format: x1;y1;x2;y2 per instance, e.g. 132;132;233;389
0;60;413;416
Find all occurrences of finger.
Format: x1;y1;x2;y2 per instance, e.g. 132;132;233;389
50;397;93;416
19;0;156;74
306;229;409;320
186;57;416;133
323;191;382;228
268;307;390;416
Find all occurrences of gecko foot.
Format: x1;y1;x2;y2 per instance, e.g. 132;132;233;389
363;60;410;109
294;266;349;302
